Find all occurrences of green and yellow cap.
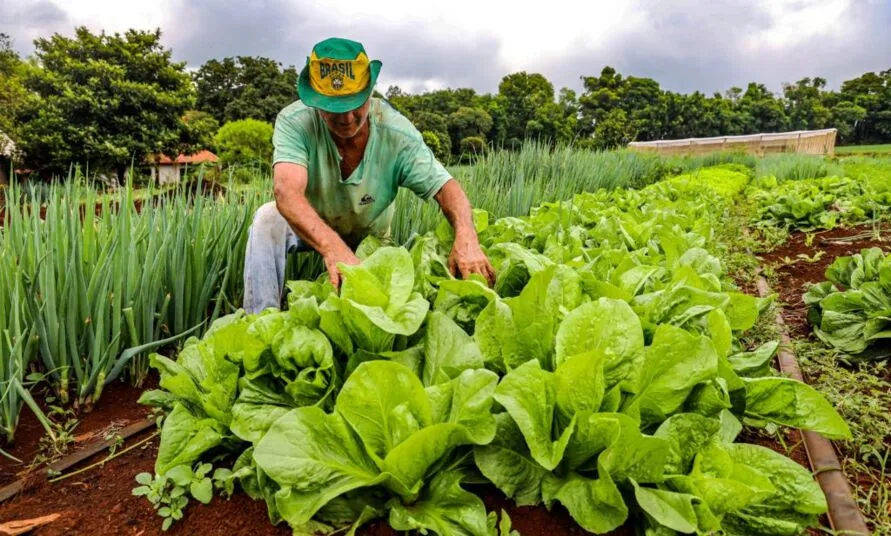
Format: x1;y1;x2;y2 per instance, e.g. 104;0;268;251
297;37;382;113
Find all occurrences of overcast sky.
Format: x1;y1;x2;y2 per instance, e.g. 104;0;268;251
2;0;889;96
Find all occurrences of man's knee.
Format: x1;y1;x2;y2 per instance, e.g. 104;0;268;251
253;201;285;229
250;201;291;241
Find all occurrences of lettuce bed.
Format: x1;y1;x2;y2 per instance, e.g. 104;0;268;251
805;247;891;359
139;166;850;535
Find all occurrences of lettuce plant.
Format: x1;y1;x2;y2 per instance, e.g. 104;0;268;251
138;167;852;535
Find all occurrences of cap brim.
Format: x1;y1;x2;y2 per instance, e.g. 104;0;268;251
297;60;381;113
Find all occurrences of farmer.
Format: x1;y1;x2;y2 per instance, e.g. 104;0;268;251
242;37;495;314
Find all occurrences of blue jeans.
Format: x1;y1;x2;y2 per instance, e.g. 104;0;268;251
242;202;313;314
243;202;414;314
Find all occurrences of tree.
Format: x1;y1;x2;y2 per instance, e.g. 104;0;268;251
739;83;789;133
213;119;274;168
579;66;624;136
194;56;298;124
784;77;831;131
837;69;891;143
17;27;194;180
458;136;486;162
498;72;555;142
475;93;508;147
0;33;26;144
411;111;451;159
421;131;449;162
181;110;220;151
593;109;633;149
447;107;492;151
830;101;867;142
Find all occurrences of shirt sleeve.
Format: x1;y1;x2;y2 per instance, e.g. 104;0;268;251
397;136;453;201
272;113;309;167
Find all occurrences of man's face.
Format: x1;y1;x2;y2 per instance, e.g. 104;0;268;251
319;98;371;139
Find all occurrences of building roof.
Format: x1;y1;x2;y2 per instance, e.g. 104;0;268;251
150;150;219;165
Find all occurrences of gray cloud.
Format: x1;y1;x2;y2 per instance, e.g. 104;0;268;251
161;1;505;94
532;0;891;95
161;0;307;68
0;0;70;53
2;0;889;98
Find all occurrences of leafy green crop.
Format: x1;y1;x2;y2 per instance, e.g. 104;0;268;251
804;247;891;358
139;166;849;535
746;174;891;231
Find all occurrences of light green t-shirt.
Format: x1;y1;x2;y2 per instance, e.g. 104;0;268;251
272;97;452;247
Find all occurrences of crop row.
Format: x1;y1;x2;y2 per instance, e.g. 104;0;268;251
139;164;851;535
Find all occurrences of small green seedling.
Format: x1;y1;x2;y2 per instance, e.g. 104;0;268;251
133;462;215;531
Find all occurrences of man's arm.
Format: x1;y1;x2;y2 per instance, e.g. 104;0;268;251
434;179;496;287
273;162;359;289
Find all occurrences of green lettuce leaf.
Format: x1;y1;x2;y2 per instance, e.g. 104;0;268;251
555;298;644;387
742;377;852;439
433;279;498;334
636;324;719;425
388;470;489;536
632;480;699;533
150;339;239;425
721;443;827;534
155;403;225;474
336;247;431;352
422;311;485;386
253;407;388;526
493;359;575;470
473;413;548;506
336;360;432;466
542;466;628;534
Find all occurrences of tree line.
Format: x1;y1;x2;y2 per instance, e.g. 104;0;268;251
1;27;889;180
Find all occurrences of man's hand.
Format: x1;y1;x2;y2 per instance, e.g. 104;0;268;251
323;246;361;291
434;179;497;288
448;231;496;287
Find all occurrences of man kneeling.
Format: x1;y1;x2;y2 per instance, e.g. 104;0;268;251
243;37;494;314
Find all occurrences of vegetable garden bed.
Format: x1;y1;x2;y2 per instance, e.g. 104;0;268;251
758;222;891;534
0;380;626;536
0;164;862;536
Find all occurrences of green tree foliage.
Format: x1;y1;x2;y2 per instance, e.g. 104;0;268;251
421;131;449;163
783;77;832;131
213;119;274;169
382;63;891;156
412;111;452;160
498;72;555;143
837;70;891;143
18;27;194;179
458;136;486;162
0;33;26;144
181;110;220;152
830;101;868;143
447;107;493;152
194;56;298;124
739;83;789;133
10;24;891;177
592;109;633;150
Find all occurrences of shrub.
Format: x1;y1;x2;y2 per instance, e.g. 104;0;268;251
213;119;273;169
422;130;450;163
458;136;486;162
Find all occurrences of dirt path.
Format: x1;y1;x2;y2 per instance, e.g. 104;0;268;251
757;223;891;339
758;222;891;534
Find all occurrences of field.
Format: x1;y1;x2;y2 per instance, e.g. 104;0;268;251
836;144;891;156
1;146;889;536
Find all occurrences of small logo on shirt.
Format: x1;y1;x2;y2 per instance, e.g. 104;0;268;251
359;194;375;206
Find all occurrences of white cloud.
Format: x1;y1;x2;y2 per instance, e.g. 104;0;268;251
745;0;850;49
